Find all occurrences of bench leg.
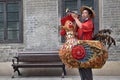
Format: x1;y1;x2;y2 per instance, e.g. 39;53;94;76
12;67;21;78
16;68;21;76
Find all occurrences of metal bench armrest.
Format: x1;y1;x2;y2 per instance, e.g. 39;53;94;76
12;56;19;64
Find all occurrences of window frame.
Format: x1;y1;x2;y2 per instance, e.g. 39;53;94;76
62;0;81;17
0;0;23;43
61;0;99;29
60;0;99;43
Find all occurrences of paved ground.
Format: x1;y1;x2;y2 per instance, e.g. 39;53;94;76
0;61;120;80
0;76;120;80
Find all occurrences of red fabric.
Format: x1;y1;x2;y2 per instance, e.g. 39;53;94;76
72;45;86;60
69;25;74;28
60;29;66;36
77;19;94;40
77;29;83;39
61;15;75;26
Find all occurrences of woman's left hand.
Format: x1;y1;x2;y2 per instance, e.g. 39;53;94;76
71;13;79;19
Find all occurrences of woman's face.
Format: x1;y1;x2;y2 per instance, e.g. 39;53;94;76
81;10;90;20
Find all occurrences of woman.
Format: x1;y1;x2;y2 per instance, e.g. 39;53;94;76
71;6;95;80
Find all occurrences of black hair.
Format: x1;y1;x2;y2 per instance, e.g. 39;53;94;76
84;8;93;15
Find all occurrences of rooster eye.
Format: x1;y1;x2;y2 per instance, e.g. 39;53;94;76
69;22;72;24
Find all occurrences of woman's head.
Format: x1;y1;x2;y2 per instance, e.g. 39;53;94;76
80;6;95;19
82;8;92;19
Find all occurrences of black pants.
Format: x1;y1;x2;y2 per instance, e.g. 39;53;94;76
79;68;93;80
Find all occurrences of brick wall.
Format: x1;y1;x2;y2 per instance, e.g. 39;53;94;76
23;0;59;51
102;0;120;60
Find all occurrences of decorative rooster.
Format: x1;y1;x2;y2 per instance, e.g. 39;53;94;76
59;15;116;68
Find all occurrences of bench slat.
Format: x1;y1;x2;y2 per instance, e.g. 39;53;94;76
12;63;63;68
17;53;61;62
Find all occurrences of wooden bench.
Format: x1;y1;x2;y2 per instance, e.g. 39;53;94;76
11;51;66;78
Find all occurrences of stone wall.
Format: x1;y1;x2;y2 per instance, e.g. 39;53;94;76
101;0;120;60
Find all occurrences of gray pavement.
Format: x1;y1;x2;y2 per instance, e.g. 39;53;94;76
0;62;120;80
0;76;120;80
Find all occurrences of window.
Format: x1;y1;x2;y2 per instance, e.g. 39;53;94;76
0;0;23;43
62;0;78;16
61;0;99;43
62;0;94;16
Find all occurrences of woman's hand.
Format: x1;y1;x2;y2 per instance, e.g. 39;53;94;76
71;13;82;29
71;13;79;20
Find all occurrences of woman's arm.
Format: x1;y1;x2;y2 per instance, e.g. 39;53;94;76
71;13;82;29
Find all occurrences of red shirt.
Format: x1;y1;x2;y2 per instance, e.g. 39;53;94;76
77;19;94;40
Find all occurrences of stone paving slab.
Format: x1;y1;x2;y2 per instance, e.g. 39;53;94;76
0;76;120;80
